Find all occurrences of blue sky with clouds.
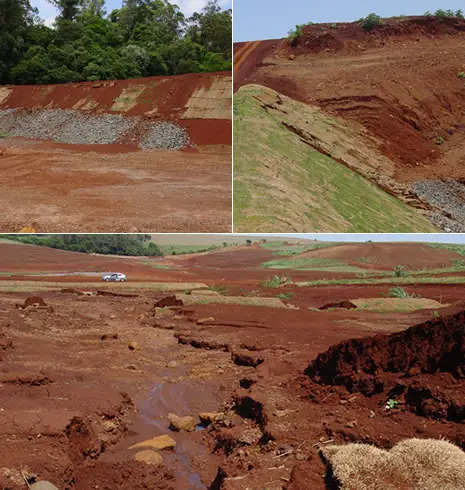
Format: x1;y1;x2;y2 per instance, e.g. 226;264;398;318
32;0;232;26
243;234;465;244
234;0;465;41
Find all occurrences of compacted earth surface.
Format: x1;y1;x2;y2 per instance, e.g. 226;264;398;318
0;239;464;489
0;73;232;232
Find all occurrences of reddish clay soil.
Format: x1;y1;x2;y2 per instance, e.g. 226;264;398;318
0;140;231;232
234;16;465;182
297;242;465;270
1;242;465;489
1;72;232;147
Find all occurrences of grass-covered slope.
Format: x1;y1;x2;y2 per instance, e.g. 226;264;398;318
234;85;437;232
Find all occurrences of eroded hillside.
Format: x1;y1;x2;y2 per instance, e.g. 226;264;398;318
234;16;465;231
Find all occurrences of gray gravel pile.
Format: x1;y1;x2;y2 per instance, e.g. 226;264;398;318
0;109;18;132
0;108;190;149
54;112;137;145
9;109;73;140
140;121;189;150
413;179;465;232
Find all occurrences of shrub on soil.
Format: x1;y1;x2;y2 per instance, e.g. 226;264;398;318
388;286;410;298
359;13;383;31
321;438;465;490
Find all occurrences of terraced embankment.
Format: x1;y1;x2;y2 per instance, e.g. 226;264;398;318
234;17;465;232
0;72;232;232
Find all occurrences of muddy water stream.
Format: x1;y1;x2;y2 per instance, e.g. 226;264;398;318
102;363;226;489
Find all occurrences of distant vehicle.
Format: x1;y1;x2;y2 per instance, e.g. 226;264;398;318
102;273;127;282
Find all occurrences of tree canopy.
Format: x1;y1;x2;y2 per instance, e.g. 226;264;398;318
5;234;163;256
0;0;231;84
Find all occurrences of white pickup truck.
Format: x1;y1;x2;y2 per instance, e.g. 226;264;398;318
102;273;127;282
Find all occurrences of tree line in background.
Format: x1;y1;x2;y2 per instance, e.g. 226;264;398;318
0;0;231;84
5;234;163;256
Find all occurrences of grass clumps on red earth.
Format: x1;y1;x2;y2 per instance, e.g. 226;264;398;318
321;438;465;490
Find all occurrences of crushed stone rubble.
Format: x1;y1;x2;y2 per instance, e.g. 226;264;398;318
413;179;465;232
0;108;190;150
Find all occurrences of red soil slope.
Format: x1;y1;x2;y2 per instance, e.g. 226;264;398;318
0;72;232;146
298;242;464;270
234;16;465;178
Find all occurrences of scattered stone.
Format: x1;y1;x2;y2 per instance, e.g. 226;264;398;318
133;450;163;466
238;428;262;446
101;333;118;341
128;341;140;351
30;482;59;490
168;413;196;432
199;412;225;425
197;317;216;325
110;314;117;319
166;360;178;368
129;434;176;451
345;420;357;428
369;410;376;419
102;420;118;433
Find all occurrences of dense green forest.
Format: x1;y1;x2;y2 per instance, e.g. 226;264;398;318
0;0;231;84
4;234;163;256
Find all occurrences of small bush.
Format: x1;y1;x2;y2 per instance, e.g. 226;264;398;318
427;9;464;18
393;265;408;277
278;292;294;300
435;136;445;145
287;22;313;42
458;72;465;79
261;275;289;288
0;132;8;139
389;286;410;298
360;13;383;31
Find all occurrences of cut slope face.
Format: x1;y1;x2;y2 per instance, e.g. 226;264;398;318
234;85;437;232
0;72;232;146
234;17;465;231
306;309;465;421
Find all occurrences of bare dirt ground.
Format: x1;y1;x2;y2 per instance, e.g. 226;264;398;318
0;140;231;232
0;242;464;489
234;17;465;182
0;71;232;232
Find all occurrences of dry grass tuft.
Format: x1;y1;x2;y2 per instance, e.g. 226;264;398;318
321;438;465;490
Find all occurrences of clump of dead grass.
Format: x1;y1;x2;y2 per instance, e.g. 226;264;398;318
321;438;465;490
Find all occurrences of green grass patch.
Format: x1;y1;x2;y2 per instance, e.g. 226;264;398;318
233;85;437;233
261;257;381;273
295;275;465;287
278;292;295;300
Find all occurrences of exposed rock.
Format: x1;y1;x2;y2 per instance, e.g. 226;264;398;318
199;412;225;425
128;341;140;351
238;428;263;446
133;450;163;466
129;434;176;451
30;481;59;490
168;413;196;432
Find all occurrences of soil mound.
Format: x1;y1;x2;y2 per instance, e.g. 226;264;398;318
307;309;465;390
319;300;357;310
306;309;465;421
293;16;465;55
